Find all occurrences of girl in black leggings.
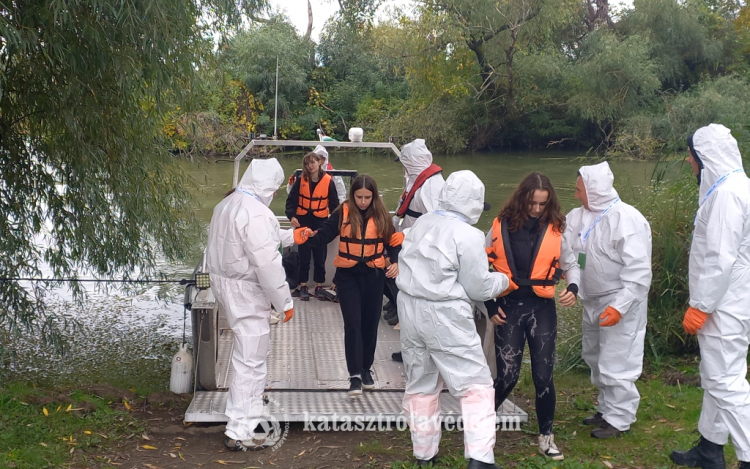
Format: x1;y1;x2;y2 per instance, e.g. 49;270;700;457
294;175;402;397
485;172;580;461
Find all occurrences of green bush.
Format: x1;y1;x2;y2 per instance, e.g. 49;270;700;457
638;171;698;359
613;75;750;159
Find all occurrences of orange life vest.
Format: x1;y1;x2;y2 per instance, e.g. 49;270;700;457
488;218;562;299
296;173;332;218
334;203;386;269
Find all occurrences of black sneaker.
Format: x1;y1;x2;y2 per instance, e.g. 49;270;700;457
383;301;396;313
314;286;327;300
392;352;403;362
383;308;398;321
387;314;399;326
224;437;246;451
362;370;375;389
582;411;604;426
348;377;362;397
299;285;310;301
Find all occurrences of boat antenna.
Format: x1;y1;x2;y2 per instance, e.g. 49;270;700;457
273;55;279;139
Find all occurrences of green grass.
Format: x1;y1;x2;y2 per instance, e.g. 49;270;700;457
0;382;141;469
382;366;739;469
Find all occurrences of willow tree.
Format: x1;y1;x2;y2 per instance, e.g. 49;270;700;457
0;0;264;350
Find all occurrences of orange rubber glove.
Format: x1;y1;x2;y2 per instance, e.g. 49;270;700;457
293;227;313;245
599;306;622;327
389;232;405;247
283;308;294;323
683;307;708;335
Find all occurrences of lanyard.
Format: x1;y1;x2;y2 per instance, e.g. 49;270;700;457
236;187;261;202
580;198;620;245
700;169;744;207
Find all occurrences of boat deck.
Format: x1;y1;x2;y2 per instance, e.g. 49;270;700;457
185;296;527;424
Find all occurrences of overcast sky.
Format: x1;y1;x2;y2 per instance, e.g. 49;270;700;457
269;0;633;40
269;0;415;40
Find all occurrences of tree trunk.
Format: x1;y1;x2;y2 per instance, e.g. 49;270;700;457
304;0;313;41
467;35;498;98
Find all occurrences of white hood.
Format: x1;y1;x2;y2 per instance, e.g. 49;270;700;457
400;139;433;191
579;161;620;212
437;170;486;225
238;158;284;206
692;123;744;202
312;145;331;169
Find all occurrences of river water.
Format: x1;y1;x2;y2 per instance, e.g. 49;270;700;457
4;150;662;387
187;150;659;233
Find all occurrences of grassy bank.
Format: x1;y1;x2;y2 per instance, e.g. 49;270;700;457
381;363;732;469
0;383;142;468
2;363;722;469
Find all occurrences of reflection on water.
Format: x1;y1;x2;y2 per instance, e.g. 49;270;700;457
184;150;660;233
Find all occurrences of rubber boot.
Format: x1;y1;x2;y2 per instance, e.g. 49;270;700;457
669;436;726;469
416;456;438;467
466;458;501;469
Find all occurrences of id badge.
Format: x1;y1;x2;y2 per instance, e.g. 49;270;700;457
578;252;587;270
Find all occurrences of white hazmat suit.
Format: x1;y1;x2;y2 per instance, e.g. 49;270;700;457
689;124;750;462
206;158;294;443
394;139;445;232
562;162;652;432
397;170;509;464
313;145;347;204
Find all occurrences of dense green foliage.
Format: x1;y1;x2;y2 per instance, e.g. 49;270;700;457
171;0;750;154
0;0;266;348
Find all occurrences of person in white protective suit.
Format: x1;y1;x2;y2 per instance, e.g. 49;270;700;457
385;139;446;345
286;145;347;204
393;138;445;232
562;161;652;439
314;145;347;204
670;124;750;469
397;170;509;469
205;158;295;451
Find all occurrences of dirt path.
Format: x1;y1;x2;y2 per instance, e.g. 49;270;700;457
98;394;468;469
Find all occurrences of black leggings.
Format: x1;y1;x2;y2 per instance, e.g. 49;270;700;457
490;295;557;435
334;264;385;377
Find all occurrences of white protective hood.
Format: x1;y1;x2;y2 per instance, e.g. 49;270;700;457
238;158;285;207
400;139;433;191
312;144;347;203
692;123;744;202
313;145;329;168
437;170;486;225
579;161;620;212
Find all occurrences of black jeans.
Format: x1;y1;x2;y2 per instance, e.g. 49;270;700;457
490;295;557;435
383;277;398;305
298;241;327;284
334;264;385;377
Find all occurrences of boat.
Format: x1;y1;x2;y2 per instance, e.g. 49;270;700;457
182;138;527;427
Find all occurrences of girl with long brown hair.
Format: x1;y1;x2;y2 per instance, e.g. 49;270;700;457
285;151;340;301
294;174;403;396
485;172;580;461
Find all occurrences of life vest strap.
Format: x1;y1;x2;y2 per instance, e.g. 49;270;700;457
339;236;382;245
338;251;384;263
403;207;424;219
